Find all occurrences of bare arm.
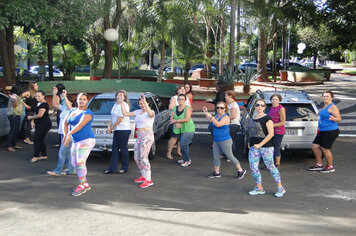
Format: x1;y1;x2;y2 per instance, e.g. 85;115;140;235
211;115;230;127
142;96;154;118
28;108;46;120
52;87;60;110
274;107;286;128
120;101;135;117
175;106;192;123
169;97;177;111
329;105;341;122
62;91;72;110
255;120;274;148
230;107;237;120
9;95;17;108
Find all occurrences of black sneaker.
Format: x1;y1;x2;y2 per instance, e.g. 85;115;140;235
236;169;247;179
308;164;323;171
207;172;221;178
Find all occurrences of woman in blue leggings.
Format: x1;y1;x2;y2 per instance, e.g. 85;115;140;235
247;99;286;197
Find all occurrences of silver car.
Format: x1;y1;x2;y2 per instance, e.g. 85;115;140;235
241;90;319;155
87;92;171;158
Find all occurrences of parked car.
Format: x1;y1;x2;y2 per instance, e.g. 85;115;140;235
301;62;328;69
29;66;63;77
238;63;271;73
0;67;21;77
281;62;310;70
188;64;217;76
87;92;171;159
0;92;25;137
241;90;319;156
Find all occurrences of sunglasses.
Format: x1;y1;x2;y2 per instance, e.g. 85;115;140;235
255;104;266;107
216;107;225;109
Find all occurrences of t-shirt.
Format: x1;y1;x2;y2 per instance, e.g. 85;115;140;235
133;109;155;129
34;102;52;130
67;108;95;143
58;104;70;135
111;102;131;131
247;115;273;147
228;102;241;125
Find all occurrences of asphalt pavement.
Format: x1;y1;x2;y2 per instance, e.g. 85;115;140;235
0;133;355;235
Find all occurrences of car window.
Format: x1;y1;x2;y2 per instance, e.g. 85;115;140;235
88;98;139;115
256;104;318;121
152;95;165;112
0;94;9;108
146;96;158;114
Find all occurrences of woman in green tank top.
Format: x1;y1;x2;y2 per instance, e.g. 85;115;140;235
170;94;195;167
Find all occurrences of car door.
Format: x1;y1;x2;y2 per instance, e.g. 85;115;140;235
151;95;170;139
0;93;10;136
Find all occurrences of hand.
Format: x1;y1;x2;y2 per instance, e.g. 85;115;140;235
253;144;262;149
31;121;35;129
169;119;176;125
202;106;208;113
175;123;182;129
62;90;67;96
25;104;31;110
107;125;112;134
63;135;71;147
52;87;58;94
140;93;147;103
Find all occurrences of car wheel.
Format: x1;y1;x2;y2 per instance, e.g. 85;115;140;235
148;140;156;160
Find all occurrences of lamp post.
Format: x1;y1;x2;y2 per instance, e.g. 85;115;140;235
104;25;121;79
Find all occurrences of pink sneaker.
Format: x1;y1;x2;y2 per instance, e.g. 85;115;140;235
139;180;154;188
83;183;91;191
72;185;86;197
134;176;145;183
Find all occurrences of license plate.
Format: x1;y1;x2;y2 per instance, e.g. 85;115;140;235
95;128;108;135
286;129;300;136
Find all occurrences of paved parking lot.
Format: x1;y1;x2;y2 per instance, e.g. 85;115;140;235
0;133;355;235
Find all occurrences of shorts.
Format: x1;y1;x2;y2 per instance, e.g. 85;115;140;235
313;129;339;149
169;124;179;138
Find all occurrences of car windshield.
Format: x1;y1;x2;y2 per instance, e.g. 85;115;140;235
88;98;139;115
265;104;318;121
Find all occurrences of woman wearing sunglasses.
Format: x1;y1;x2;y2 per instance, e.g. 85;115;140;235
247;99;286;197
202;102;246;179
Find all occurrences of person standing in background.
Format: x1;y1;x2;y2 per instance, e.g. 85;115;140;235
22;82;38;145
38;60;46;82
6;84;23;152
225;91;241;158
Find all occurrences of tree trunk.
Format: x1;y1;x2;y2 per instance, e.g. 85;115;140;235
6;26;16;83
257;27;269;82
313;50;317;69
205;20;212;77
158;38;166;82
219;14;225;74
47;39;54;81
184;61;191;82
236;1;241;62
229;0;236;71
149;49;153;69
0;30;13;86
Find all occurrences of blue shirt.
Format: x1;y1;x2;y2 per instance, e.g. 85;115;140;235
212;114;231;142
67;108;95;143
318;103;338;131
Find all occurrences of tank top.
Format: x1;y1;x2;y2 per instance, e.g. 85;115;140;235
268;104;285;135
318;103;338;131
173;106;195;134
212;114;231;142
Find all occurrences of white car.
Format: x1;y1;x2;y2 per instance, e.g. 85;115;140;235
29;66;63;77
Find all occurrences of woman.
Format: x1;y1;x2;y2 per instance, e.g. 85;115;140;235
47;87;75;176
170;94;195;167
6;84;23;152
28;91;52;163
63;93;95;196
184;82;194;106
53;83;66;148
268;94;286;169
22;82;38;145
120;93;155;188
202;102;246;179
247;99;286;197
104;90;131;174
308;90;341;173
225;91;241;157
166;85;190;159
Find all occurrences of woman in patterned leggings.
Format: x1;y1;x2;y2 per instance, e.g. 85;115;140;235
120;93;155;189
63;93;95;196
247;99;286;197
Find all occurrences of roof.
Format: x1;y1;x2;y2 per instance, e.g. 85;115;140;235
260;90;314;104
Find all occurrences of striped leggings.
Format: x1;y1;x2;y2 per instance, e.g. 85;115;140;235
71;138;95;184
248;146;281;185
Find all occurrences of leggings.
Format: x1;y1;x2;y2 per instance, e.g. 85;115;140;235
134;130;154;181
71;138;95;184
248;146;281;185
213;139;240;167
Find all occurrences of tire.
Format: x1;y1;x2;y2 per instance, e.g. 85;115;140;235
148;140;156;160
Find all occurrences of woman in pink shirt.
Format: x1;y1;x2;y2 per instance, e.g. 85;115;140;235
268;94;286;168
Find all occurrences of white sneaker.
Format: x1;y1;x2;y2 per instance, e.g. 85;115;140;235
180;160;191;167
177;159;184;164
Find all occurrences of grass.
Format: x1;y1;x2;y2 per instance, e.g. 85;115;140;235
341;70;356;74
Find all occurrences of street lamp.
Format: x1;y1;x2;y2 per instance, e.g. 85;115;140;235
104;27;121;79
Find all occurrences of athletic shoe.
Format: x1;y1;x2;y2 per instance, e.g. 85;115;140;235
139;180;154;188
248;187;266;196
320;165;335;173
274;187;286;198
177;159;184;164
236;169;247;180
308;163;323;171
83;183;91;191
207;172;221;178
71;185;86;197
134;176;146;183
180;160;191;167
